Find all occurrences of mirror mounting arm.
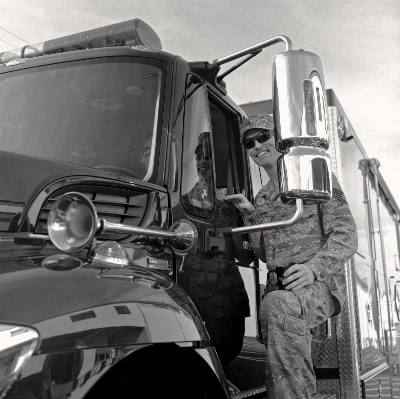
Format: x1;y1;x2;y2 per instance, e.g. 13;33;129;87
216;50;261;83
213;35;293;66
217;198;304;237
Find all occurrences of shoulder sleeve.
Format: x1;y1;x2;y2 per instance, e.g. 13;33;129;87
305;174;358;281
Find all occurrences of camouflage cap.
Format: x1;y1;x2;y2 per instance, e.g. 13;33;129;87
240;114;275;143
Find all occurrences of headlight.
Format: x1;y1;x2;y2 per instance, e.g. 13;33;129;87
0;325;39;394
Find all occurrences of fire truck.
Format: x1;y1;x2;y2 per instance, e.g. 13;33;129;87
0;18;399;399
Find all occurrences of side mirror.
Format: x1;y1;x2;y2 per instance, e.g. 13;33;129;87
273;50;332;204
221;50;332;238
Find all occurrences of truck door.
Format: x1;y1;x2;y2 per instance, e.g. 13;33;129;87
173;74;260;372
206;93;270;394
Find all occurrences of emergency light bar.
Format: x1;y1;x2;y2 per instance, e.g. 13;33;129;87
0;18;162;65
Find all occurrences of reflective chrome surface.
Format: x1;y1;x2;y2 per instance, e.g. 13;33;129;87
213;35;293;65
0;237;222;398
91;241;130;266
26;175;166;234
273;50;332;204
42;254;83;271
273;50;329;145
169;220;198;254
278;147;332;204
230;198;303;235
48;192;97;253
0;260;206;338
48;192;198;254
0;324;39;395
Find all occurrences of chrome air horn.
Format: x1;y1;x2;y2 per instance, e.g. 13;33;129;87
47;192;197;254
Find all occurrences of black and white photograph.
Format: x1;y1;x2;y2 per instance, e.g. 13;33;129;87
0;1;399;398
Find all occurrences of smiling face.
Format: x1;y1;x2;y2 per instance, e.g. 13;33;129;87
244;128;281;170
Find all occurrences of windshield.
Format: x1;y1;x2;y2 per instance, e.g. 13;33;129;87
0;57;166;180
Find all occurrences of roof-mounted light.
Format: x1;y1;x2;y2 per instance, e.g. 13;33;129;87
0;18;162;65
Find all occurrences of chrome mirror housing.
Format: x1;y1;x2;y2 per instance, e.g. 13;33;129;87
273;50;332;204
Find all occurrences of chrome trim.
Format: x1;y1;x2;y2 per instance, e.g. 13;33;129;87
360;159;383;342
102;219;198;249
360;363;389;381
2;233;50;239
230;198;303;235
47;192;198;253
277;137;329;153
273;50;329;144
168;220;198;254
278;147;332;204
213;35;293;66
336;260;362;398
370;158;394;356
272;49;332;205
326;318;332;340
26;176;166;231
101;219;177;239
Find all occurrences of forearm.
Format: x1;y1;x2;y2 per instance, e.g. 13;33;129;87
305;178;358;281
305;223;358;281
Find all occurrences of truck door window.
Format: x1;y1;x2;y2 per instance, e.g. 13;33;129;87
181;74;214;218
208;97;244;197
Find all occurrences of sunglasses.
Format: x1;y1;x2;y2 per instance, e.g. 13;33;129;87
243;131;272;150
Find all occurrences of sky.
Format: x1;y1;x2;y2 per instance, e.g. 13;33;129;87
1;0;399;203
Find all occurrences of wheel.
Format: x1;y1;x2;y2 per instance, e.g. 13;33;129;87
85;345;227;399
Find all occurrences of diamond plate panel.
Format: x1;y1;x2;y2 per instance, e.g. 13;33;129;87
391;372;400;399
336;260;362;398
316;379;340;398
312;318;339;368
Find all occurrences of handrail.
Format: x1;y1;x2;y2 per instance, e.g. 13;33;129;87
220;198;303;237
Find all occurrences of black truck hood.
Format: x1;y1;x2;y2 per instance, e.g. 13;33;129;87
0;247;207;351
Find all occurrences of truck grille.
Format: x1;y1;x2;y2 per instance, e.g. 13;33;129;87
35;184;148;241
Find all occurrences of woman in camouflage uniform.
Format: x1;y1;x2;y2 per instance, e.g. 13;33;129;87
226;114;358;399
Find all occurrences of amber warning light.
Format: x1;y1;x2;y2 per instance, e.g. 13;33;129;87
0;18;162;65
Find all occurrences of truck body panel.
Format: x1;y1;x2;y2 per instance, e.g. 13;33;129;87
240;93;400;398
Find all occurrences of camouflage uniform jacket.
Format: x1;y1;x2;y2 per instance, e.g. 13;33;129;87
244;174;357;316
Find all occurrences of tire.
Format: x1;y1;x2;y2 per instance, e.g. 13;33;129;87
84;345;226;399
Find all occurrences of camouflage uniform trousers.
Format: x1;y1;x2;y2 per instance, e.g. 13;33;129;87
259;281;336;399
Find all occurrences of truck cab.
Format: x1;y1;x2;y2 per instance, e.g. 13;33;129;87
0;19;335;398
